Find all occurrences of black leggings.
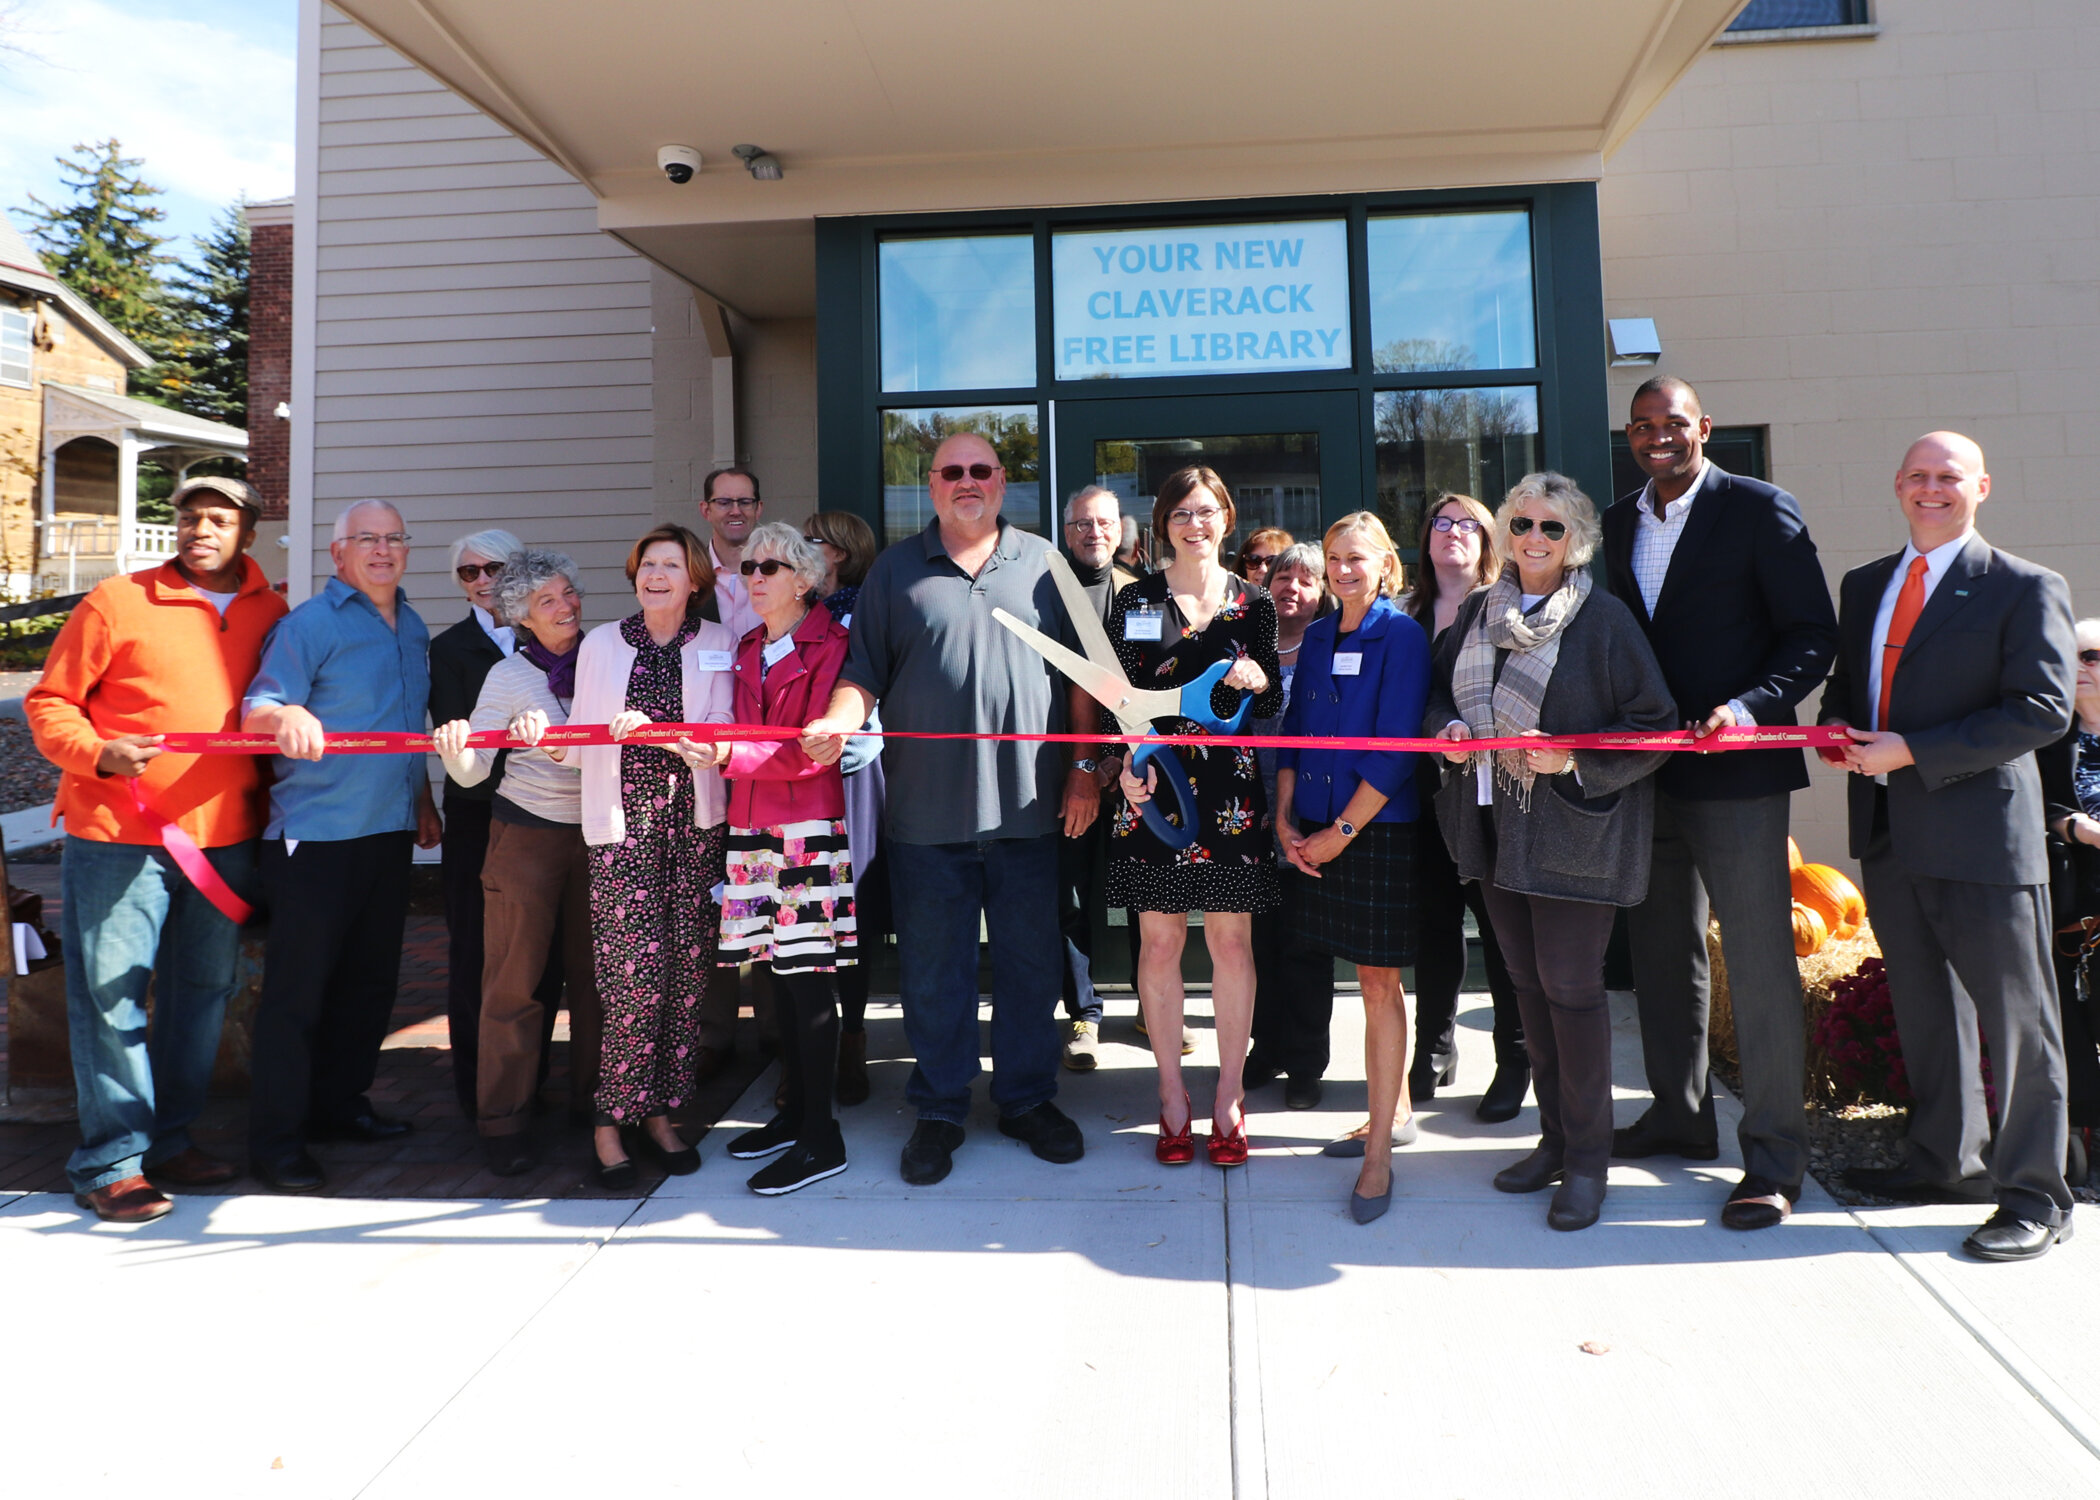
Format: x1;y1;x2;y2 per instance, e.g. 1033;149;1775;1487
772;965;841;1139
1412;814;1524;1070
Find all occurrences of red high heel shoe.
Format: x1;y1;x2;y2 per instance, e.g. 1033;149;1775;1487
1156;1095;1196;1166
1207;1107;1249;1168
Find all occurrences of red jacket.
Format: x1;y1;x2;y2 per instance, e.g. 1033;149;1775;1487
722;602;849;827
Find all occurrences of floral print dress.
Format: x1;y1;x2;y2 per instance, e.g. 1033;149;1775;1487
1103;570;1283;914
588;613;728;1123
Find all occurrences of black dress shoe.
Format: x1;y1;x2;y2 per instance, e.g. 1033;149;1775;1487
1407;1052;1457;1101
641;1124;700;1176
998;1101;1085;1163
1720;1173;1797;1230
1548;1173;1607;1231
1611;1117;1719;1162
1475;1065;1530;1124
1284;1075;1324;1111
483;1136;535;1177
308;1111;414;1144
1492;1146;1564;1194
1962;1208;2074;1262
1843;1164;1994;1204
1243;1055;1285;1090
253;1154;326;1194
901;1118;966;1186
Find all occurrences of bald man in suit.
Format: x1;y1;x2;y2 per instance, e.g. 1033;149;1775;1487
1820;432;2076;1261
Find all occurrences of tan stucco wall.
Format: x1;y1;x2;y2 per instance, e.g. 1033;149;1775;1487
0;301;131;590
1598;0;2100;868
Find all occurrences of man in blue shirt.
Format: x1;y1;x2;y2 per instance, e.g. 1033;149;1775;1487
241;499;442;1191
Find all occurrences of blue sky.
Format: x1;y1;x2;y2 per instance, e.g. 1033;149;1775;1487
0;0;297;264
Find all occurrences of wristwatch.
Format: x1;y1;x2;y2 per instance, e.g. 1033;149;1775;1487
1336;819;1358;839
1074;757;1099;774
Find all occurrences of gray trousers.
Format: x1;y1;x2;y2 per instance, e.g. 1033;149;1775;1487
1627;790;1809;1187
1859;845;2071;1225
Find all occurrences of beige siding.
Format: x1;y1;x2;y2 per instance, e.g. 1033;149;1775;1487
1599;0;2100;869
310;8;653;622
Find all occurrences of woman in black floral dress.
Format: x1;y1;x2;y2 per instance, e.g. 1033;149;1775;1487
1106;466;1282;1170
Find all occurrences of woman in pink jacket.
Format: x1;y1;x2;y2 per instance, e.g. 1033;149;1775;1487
694;522;858;1195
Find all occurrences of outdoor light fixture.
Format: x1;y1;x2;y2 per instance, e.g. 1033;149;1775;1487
733;144;783;181
1607;317;1662;367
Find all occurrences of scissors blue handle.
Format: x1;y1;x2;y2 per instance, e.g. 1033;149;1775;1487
1126;660;1253;851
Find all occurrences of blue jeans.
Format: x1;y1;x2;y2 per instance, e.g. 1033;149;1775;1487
889;834;1063;1124
61;835;255;1194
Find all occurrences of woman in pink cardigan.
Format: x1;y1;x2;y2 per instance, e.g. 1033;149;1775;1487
693;522;857;1195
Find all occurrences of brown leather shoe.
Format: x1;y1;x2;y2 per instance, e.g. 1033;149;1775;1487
75;1176;174;1224
147;1147;240;1189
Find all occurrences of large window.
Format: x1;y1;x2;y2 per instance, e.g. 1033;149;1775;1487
879;406;1040;545
0;305;30;387
1376;387;1540;554
1367;210;1536;374
878;235;1035;394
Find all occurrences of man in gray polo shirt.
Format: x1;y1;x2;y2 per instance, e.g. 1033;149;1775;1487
806;433;1102;1185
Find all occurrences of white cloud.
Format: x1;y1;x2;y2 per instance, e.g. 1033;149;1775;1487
0;0;294;250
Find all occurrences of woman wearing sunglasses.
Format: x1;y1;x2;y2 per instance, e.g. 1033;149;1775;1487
1425;473;1676;1232
2039;618;2100;1162
1402;495;1526;1122
428;528;526;1118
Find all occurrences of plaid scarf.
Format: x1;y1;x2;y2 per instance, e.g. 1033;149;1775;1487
1449;567;1592;809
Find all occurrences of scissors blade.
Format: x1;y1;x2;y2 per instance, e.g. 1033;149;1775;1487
991;608;1164;737
1044;550;1125;678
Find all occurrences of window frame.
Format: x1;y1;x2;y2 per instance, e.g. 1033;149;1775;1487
0;304;32;389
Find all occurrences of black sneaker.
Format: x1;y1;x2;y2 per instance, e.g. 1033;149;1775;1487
900;1118;965;1185
997;1101;1085;1164
749;1131;848;1196
728;1112;799;1160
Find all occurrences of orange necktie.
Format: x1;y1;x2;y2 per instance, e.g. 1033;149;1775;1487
1877;555;1929;731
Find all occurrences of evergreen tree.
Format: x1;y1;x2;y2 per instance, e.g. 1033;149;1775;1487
167;205;250;426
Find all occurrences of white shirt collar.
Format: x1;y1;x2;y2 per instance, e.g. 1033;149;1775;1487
1639;457;1709;521
471;603;515;653
1898;529;1973;579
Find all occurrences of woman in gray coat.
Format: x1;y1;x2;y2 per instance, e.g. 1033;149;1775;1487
1425;471;1676;1232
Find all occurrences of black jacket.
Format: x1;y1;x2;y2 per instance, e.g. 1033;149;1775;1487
428;613;508;801
1602;463;1838;801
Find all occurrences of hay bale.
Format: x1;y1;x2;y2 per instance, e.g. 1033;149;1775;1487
1706;919;1880;1103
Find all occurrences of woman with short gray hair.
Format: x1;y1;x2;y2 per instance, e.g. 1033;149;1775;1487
429;526;526;1117
1424;471;1676;1231
431;548;602;1176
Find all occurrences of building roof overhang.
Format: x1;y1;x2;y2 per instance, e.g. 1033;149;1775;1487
329;0;1749;318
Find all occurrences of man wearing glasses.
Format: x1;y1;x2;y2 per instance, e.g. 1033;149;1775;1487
240;499;443;1192
1058;486;1139;1069
699;466;765;640
806;434;1101;1185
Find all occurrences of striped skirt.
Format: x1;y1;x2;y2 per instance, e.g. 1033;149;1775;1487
717;818;858;974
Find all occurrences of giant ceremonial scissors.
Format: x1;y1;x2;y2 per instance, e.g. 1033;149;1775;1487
993;557;1251;850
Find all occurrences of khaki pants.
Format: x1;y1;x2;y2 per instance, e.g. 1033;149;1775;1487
477;818;602;1137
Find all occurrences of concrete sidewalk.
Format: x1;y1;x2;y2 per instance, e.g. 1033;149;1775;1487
4;991;2097;1498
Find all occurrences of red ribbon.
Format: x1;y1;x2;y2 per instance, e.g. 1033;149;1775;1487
156;724;1855;757
126;781;254;927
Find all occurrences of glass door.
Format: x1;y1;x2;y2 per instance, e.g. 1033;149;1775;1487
1053;391;1364;571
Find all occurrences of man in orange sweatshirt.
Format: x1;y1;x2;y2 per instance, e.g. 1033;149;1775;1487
26;478;286;1222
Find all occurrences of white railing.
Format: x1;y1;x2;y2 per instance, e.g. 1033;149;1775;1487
35;518;175;594
134;523;177;557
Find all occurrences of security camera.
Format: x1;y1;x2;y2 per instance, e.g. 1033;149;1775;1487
657;145;701;184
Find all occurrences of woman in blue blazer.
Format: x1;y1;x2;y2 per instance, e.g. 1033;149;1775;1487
1275;513;1432;1223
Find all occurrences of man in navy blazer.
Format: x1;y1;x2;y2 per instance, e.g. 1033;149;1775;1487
1602;377;1838;1230
1821;432;2076;1261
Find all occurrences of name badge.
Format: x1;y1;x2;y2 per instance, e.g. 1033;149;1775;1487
1125;608;1164;642
1332;652;1363;677
694;650;734;671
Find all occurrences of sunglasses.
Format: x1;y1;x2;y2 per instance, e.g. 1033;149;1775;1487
932;463;1000;483
2082;650;2100;666
739;558;796;576
1243;553;1277;571
1431;515;1483;536
1507;517;1568;540
455;560;504;582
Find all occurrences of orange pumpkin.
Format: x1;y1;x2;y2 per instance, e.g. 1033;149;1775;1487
1792;900;1828;957
1787;836;1804;871
1792;862;1863;940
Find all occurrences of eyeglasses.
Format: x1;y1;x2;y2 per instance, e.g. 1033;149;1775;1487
348;532;411;550
706;495;762;510
739;558;796;576
2081;650;2100;666
1066;518;1120;532
932;463;1001;483
1507;517;1567;541
455;560;504;582
1431;516;1484;536
1168;506;1225;528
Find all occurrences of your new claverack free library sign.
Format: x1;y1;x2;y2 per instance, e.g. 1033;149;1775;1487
1051;219;1351;379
